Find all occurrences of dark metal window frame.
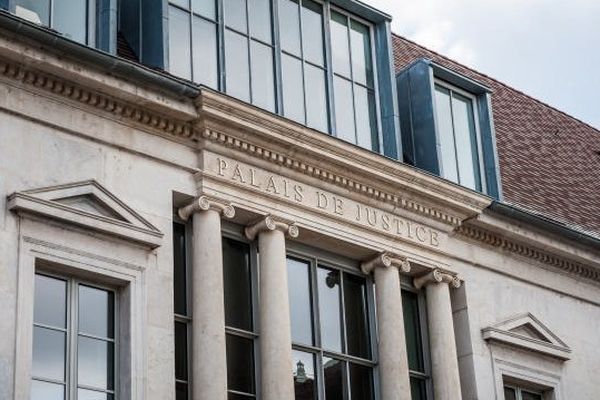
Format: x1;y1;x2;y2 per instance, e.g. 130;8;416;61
286;243;379;400
32;270;118;400
166;0;383;151
400;275;433;400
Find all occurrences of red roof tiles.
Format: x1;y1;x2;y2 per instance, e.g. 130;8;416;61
392;34;600;236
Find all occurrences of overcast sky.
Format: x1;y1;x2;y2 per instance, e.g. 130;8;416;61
364;0;600;130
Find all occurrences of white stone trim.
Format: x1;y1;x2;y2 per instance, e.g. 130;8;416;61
492;357;563;400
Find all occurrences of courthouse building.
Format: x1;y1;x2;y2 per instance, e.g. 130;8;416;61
1;1;599;400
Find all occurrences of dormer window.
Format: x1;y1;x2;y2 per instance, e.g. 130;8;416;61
396;59;502;198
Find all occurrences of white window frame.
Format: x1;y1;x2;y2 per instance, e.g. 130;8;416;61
433;78;487;191
504;383;546;400
32;271;119;399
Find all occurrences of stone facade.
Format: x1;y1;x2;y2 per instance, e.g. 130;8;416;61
0;22;599;400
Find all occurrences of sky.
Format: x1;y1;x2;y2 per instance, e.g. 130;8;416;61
364;0;600;130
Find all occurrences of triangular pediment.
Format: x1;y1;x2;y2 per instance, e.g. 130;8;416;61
8;180;162;248
482;313;570;361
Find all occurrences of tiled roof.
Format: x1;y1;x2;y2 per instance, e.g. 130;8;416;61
392;34;600;237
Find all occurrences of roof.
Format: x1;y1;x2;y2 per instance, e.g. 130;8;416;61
392;34;600;237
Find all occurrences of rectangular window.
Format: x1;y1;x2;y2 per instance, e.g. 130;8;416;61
402;290;431;400
173;222;190;400
32;273;116;399
223;236;258;399
434;81;483;191
14;0;92;44
504;385;543;400
167;0;381;151
288;255;375;400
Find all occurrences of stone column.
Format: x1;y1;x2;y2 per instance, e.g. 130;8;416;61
361;253;412;400
414;269;462;400
245;215;299;400
179;196;235;400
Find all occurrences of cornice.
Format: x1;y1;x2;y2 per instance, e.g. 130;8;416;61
457;224;600;284
0;57;197;141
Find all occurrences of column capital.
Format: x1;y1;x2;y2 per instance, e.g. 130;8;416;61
178;195;236;221
414;268;461;290
361;252;411;275
245;214;299;240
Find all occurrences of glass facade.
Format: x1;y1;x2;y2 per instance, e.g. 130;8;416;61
434;82;482;191
32;273;116;400
287;256;375;400
14;0;91;44
167;0;379;150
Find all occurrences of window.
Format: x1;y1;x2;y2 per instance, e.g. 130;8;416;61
223;236;258;399
32;273;116;399
287;255;375;400
173;222;191;400
13;0;93;44
167;0;381;151
396;59;501;198
504;385;543;400
402;290;431;400
433;81;483;191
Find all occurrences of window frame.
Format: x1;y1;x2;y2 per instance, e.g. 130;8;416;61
286;243;379;400
222;222;261;399
400;276;433;400
32;270;119;400
11;0;97;46
504;384;545;400
173;219;193;399
166;0;383;151
433;77;487;192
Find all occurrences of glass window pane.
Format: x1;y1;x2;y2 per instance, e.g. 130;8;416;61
192;0;215;19
251;41;276;112
333;76;355;144
434;85;459;183
349;363;373;400
522;391;543;400
323;357;344;400
287;258;313;345
32;326;65;381
330;11;350;77
78;285;114;339
292;350;317;400
170;0;189;9
15;0;49;25
279;0;301;56
176;382;189;400
228;393;254;400
503;387;517;400
31;380;64;400
451;92;480;190
350;21;373;87
77;389;114;400
224;0;247;33
34;274;67;328
169;6;192;80
282;54;305;124
223;238;253;331
317;267;342;352
301;1;324;66
354;85;377;151
226;334;255;394
173;223;187;316
54;0;87;43
402;291;424;372
175;322;188;381
192;17;219;88
305;64;328;132
225;30;250;102
249;0;272;43
410;377;427;400
78;337;114;390
343;274;370;359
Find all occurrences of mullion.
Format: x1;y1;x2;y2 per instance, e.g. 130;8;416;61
448;89;463;185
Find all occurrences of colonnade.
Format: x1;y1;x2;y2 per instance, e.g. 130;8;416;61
179;196;463;400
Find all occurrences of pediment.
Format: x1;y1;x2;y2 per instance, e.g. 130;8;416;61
8;180;163;248
482;313;570;361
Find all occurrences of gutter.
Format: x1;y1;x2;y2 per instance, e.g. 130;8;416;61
0;10;200;98
489;201;600;250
